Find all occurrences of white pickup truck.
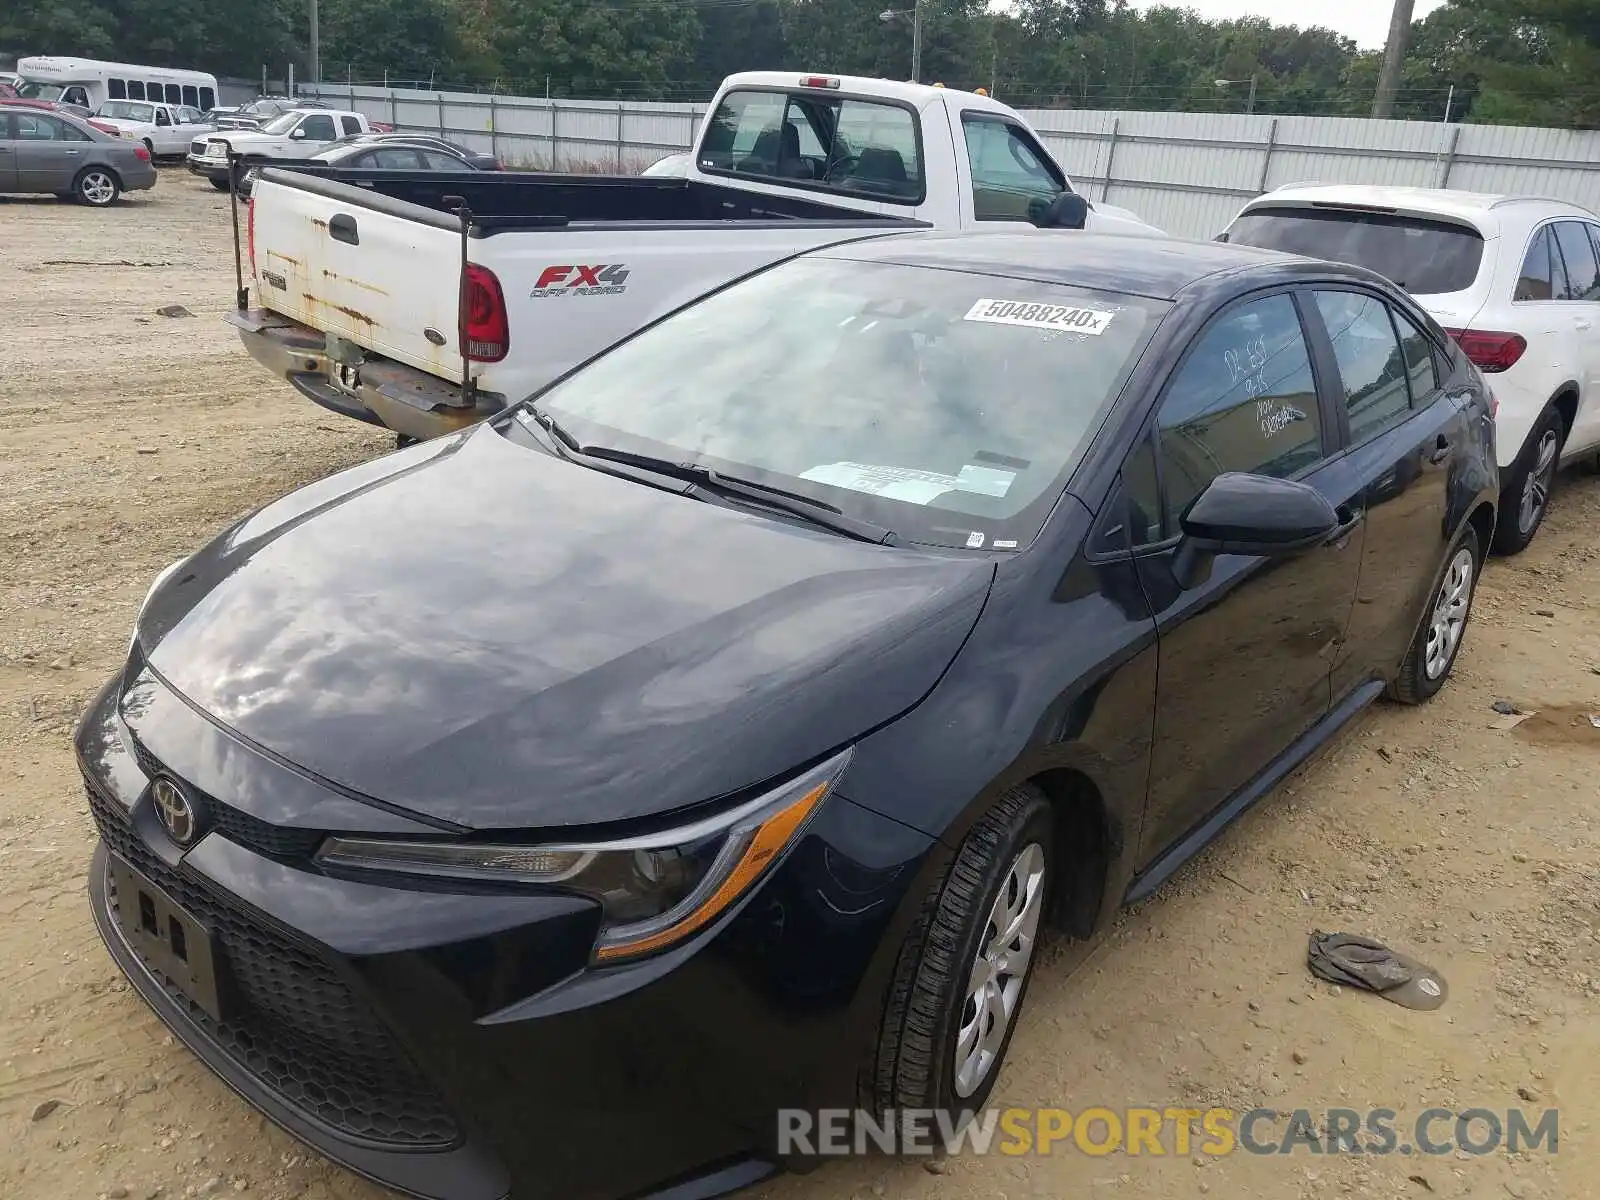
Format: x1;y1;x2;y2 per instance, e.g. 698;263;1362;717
227;71;1161;441
188;107;377;189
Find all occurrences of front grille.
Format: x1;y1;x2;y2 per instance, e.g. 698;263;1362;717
122;732;324;862
88;779;460;1149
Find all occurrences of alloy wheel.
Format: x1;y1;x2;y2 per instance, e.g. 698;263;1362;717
79;171;117;206
1424;546;1475;681
1517;429;1560;534
953;841;1046;1098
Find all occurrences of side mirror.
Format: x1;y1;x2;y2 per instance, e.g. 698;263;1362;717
1170;472;1340;589
290;127;307;139
1038;191;1090;230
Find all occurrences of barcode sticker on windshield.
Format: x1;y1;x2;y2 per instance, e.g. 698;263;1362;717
963;299;1114;335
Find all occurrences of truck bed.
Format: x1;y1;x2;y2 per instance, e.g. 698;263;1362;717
254;165;919;231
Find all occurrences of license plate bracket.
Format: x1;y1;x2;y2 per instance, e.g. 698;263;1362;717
109;854;230;1023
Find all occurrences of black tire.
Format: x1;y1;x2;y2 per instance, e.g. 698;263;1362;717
395;433;420;449
1492;406;1565;555
141;138;154;156
865;783;1054;1127
74;167;121;207
210;179;232;192
1390;524;1479;705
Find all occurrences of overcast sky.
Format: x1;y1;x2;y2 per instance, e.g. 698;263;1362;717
1130;0;1446;51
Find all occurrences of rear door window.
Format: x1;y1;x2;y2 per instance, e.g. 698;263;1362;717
1552;221;1600;301
1313;290;1411;444
1515;228;1558;301
340;115;362;136
698;87;923;204
1225;207;1485;296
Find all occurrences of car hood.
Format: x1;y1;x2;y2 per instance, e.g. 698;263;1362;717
135;427;993;831
96;118;152;133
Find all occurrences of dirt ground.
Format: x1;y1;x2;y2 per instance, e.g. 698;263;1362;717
2;176;1597;1200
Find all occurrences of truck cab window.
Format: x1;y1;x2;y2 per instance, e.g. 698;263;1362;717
155;107;172;126
299;115;336;141
962;116;1065;223
699;88;923;204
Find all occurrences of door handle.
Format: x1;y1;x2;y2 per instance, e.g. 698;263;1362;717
1325;507;1363;546
1428;434;1452;465
328;213;359;245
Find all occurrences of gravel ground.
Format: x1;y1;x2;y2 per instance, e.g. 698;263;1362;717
2;174;1597;1200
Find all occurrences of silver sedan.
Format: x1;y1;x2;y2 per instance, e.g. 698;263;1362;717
0;105;158;206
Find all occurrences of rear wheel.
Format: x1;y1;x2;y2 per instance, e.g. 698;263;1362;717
866;784;1053;1125
141;138;154;156
74;167;121;207
1493;406;1564;555
1391;525;1478;705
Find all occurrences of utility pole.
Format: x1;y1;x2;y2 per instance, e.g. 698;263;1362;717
308;0;321;86
1371;0;1414;119
911;0;922;85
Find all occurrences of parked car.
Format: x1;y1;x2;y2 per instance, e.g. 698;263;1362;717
83;230;1496;1200
0;105;156;204
229;70;1162;442
1221;185;1600;553
186;107;380;189
212;96;325;130
237;134;498;196
0;79;17;100
333;131;501;169
93;99;213;157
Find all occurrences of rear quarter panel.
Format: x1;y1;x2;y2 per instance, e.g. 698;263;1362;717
250;177;467;383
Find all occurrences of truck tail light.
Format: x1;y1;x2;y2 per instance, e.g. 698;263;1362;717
1442;328;1526;374
460;263;509;362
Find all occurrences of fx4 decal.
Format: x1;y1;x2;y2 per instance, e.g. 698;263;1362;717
531;264;631;298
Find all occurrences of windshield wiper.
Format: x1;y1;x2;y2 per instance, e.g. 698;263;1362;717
580;444;897;546
517;406;894;544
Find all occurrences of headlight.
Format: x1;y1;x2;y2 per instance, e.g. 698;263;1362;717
316;748;852;963
130;557;185;654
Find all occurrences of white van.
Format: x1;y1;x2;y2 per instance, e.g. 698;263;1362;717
15;57;218;116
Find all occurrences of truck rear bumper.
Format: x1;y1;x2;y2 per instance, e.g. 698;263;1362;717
225;308;507;441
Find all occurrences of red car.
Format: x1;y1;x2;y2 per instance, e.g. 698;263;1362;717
0;94;116;133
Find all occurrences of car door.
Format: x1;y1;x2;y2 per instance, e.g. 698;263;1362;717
12;112;86;192
1303;287;1470;689
150;104;178;153
1125;290;1364;870
1552;220;1600;456
0;113;19;188
293;113;338;150
175;106;207;150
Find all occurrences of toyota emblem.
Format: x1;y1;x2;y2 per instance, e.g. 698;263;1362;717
151;778;201;846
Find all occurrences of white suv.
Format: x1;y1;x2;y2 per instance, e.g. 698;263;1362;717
1220;185;1600;553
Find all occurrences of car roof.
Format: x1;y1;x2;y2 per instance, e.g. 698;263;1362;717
815;230;1346;302
721;70;1017;116
1241;184;1598;233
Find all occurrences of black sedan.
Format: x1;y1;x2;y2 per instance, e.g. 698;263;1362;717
80;232;1497;1200
235;134;497;196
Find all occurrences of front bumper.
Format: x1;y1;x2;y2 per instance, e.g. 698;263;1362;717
186;155;230;183
224;307;506;441
80;673;936;1200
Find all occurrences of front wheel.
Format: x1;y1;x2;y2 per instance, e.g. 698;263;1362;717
75;167;121;207
1390;525;1479;705
866;784;1053;1123
209;178;231;192
1493;406;1564;555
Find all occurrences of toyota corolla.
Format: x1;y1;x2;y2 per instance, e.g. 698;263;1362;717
81;231;1498;1200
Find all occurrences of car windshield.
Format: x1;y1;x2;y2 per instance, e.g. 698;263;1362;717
1225;206;1485;295
259;112;302;135
99;101;156;122
18;82;64;101
528;257;1164;550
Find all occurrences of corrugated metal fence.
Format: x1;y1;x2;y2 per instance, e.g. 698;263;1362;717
298;83;1600;239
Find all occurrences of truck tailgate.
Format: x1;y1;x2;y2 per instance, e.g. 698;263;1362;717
250;174;465;384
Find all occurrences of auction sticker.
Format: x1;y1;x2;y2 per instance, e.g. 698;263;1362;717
963;298;1114;335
